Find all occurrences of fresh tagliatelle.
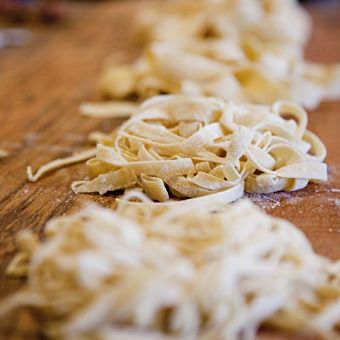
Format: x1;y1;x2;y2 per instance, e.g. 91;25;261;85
97;0;340;110
80;101;139;119
1;199;339;339
70;95;327;203
138;0;311;48
26;148;97;182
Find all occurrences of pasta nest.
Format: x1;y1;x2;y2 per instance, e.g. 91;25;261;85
72;95;327;203
99;0;340;109
2;200;339;339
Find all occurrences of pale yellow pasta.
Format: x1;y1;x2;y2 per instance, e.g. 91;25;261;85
1;199;339;339
71;95;327;202
138;0;311;48
27;148;96;182
96;0;339;110
80;101;138;119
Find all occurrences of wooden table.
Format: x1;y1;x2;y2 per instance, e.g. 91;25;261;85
0;1;339;338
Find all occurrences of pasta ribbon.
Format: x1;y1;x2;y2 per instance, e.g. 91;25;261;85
27;148;96;182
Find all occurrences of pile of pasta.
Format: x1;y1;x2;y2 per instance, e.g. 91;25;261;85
71;95;327;203
1;199;339;339
138;0;311;47
98;0;340;109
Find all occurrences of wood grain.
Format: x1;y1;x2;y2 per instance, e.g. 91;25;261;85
0;1;339;338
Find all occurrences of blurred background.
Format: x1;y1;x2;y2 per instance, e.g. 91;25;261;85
0;0;339;49
0;0;66;25
0;0;66;48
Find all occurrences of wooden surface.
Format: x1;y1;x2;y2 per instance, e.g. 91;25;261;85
0;1;339;338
